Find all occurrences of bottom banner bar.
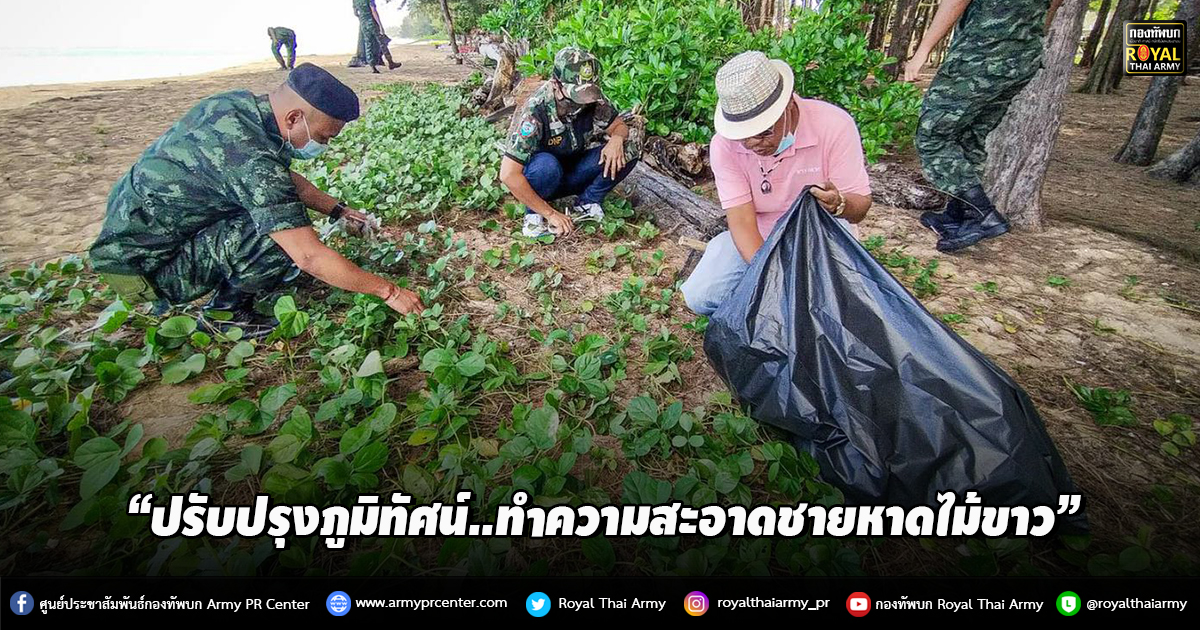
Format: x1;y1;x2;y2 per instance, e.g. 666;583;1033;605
4;577;1198;619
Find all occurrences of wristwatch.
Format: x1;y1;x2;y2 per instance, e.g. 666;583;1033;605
330;201;348;221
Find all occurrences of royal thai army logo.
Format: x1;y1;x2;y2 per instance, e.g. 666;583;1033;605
1124;20;1187;75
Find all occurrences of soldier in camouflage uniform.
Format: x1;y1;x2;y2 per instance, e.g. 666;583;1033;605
498;47;643;238
268;27;297;70
88;64;422;337
353;0;382;73
906;0;1062;252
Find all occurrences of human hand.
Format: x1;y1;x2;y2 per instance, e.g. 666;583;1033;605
903;50;929;83
810;181;844;215
383;285;423;315
599;137;627;179
544;211;575;235
341;208;380;238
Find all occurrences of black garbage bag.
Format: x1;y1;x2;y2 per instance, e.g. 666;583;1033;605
703;189;1088;533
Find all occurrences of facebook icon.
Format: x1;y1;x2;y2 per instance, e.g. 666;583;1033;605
10;591;34;615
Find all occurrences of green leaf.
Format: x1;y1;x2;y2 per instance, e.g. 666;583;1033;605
366;403;397;434
158;315;198;338
582;537;616;572
121;424;144;457
356;350;385;377
225;341;255;368
628;396;658;425
420;348;457;372
260;383;298;417
188;382;243;405
408;426;438;446
353;441;389;473
340;424;371;455
161;353;206;384
512;464;542;487
75;437;120;470
1118;546;1151;573
267;434;304;464
456;351;487;377
524;406;559;450
80;459;120;499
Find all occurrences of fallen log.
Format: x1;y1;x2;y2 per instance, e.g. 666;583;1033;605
615;162;726;240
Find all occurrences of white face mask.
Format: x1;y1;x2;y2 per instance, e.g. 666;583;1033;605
287;114;327;159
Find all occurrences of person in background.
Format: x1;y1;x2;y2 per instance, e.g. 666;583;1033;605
88;64;422;338
268;27;297;71
679;51;872;315
498;47;642;238
352;0;383;73
904;0;1063;252
368;0;403;70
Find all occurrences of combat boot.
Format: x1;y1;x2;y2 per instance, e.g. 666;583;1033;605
935;185;1010;252
201;283;278;340
919;195;965;238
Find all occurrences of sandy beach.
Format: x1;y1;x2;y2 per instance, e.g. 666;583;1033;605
0;45;474;267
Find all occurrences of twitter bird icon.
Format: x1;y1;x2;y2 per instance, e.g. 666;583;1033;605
526;592;551;617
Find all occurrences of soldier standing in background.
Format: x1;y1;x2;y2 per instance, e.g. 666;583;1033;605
352;0;382;73
268;27;297;70
904;0;1062;252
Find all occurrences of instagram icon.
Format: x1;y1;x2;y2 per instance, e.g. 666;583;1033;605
685;591;709;616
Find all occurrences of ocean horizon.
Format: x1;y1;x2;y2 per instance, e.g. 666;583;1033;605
0;40;415;88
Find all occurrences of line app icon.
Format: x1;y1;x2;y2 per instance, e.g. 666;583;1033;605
846;592;871;617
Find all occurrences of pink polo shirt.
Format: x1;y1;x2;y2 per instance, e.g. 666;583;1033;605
709;94;871;239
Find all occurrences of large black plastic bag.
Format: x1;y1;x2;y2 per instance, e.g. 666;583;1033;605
703;189;1088;533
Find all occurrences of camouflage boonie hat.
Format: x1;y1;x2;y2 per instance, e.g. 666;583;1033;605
552;46;603;104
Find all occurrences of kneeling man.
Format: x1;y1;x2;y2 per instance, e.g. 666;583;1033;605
499;47;642;238
681;51;873;315
88;63;422;336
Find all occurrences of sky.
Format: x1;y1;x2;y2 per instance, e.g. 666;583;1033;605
0;0;412;86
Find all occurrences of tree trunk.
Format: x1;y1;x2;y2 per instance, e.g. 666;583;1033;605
615;163;726;239
1147;127;1200;184
1146;0;1159;17
984;0;1089;229
883;0;921;77
1079;0;1139;93
1079;0;1111;67
1113;0;1200;164
484;44;518;112
1112;0;1155;89
438;0;462;65
869;0;895;50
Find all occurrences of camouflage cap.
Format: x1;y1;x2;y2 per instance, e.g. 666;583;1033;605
552;46;603;104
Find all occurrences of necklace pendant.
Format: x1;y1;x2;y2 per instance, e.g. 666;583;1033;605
760;179;772;195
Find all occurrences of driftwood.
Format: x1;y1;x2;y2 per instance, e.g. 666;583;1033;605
616;162;726;240
483;44;518;113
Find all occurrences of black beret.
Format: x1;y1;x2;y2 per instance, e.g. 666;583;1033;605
287;63;359;122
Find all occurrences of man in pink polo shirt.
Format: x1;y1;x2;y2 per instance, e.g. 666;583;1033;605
681;51;873;315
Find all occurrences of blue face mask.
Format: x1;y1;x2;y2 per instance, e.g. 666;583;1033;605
774;132;795;156
288;115;327;159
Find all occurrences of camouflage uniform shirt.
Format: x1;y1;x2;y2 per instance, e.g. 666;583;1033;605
501;82;626;165
270;27;296;45
89;91;311;276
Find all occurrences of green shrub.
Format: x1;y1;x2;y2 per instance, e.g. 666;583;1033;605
519;0;919;159
299;84;504;222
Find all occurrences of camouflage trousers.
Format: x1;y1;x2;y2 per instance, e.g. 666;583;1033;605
358;17;380;66
915;60;1037;196
272;38;296;69
150;213;298;304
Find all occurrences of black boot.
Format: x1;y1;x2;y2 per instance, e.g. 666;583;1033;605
919;195;966;238
201;283;278;340
935;185;1010;252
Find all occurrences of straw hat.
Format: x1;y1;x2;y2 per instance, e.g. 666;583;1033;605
713;51;794;140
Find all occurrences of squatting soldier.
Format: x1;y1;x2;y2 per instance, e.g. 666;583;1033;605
268;26;297;71
499;47;643;238
88;64;423;337
905;0;1063;252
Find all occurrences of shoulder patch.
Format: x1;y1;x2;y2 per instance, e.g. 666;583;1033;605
520;120;536;137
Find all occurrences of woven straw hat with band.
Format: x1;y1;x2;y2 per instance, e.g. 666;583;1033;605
713;51;795;140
